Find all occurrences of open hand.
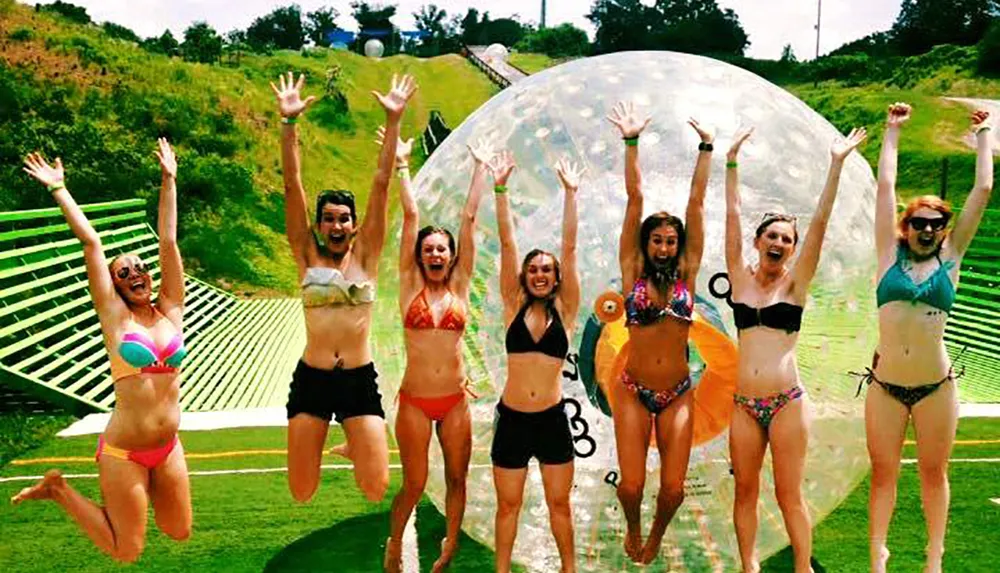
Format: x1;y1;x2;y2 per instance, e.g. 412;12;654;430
467;138;495;165
555;157;586;192
23;152;65;189
606;101;651;139
726;127;755;160
373;74;418;120
376;126;413;167
270;72;318;119
487;151;516;186
155;138;177;179
831;127;867;161
688;118;714;144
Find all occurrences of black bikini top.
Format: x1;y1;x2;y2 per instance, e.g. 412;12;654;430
709;272;803;334
505;302;569;360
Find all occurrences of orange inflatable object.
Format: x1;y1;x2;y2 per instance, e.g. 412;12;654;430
595;311;737;447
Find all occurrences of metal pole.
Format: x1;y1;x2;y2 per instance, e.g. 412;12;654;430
541;0;547;29
815;0;822;59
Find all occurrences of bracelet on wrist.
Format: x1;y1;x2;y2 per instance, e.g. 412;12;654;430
494;184;508;194
623;136;639;147
698;141;714;152
726;161;738;169
281;116;298;125
976;125;992;135
47;181;66;192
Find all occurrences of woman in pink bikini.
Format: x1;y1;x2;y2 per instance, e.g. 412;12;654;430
383;128;493;572
12;139;191;563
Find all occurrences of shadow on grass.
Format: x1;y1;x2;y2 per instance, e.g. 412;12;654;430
264;499;507;572
762;549;828;573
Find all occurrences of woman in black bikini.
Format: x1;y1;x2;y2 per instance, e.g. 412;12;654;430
606;100;713;564
723;124;866;573
488;150;584;573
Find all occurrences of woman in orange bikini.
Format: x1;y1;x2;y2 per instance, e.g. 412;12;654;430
12;139;191;563
383;128;493;572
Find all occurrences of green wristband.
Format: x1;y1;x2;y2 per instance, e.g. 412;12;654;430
976;125;992;135
726;161;738;169
494;184;508;194
624;137;639;147
281;116;298;125
47;181;66;192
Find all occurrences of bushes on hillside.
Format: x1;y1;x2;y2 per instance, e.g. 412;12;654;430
516;24;589;58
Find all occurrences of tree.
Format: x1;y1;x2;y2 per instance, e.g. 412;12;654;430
36;1;91;25
224;29;250;65
456;8;529;46
978;19;1000;73
780;43;797;63
828;31;898;58
892;0;999;56
413;4;457;55
102;22;141;43
142;29;181;57
516;23;589;57
306;6;340;47
182;22;223;64
588;0;749;56
246;4;307;51
351;2;401;56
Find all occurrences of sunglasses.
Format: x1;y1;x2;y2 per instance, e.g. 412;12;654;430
908;216;948;232
115;261;149;280
761;212;797;224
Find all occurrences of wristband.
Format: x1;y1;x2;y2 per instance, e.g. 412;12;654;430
396;166;409;178
281;116;298;125
726;161;738;169
623;136;639;147
976;125;992;135
698;141;714;152
494;184;508;194
47;181;66;192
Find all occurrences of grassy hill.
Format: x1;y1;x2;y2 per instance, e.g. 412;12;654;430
0;1;497;294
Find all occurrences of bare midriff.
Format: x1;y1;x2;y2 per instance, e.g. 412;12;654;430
875;302;951;386
105;372;181;450
736;328;800;396
501;353;565;412
625;319;691;391
302;304;373;370
401;328;466;397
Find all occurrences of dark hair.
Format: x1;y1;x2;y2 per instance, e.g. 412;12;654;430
414;226;457;276
639;212;686;280
754;213;799;245
315;190;356;226
519;248;561;301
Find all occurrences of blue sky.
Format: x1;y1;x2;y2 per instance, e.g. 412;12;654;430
34;0;901;60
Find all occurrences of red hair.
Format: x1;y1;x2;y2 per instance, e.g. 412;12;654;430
897;195;953;246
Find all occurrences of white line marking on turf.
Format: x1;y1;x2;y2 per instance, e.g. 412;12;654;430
901;458;1000;464
0;463;496;483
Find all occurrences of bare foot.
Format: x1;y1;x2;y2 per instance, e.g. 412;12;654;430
638;534;662;564
383;537;402;573
871;544;890;573
10;470;64;504
623;527;643;563
330;442;351;459
431;536;457;572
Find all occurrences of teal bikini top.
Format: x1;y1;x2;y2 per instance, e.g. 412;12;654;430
876;246;955;313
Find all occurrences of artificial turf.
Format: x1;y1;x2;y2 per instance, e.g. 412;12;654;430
0;419;996;572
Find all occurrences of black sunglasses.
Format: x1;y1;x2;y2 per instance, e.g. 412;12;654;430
115;261;148;280
908;216;948;232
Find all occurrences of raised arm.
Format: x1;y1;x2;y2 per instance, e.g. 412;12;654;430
452;138;494;297
792;128;867;294
607;101;651;286
684;119;714;285
356;74;418;273
876;103;909;272
555;158;585;321
382;126;419;284
23;153;121;317
488;151;521;318
271;72;318;277
724;128;754;279
154;138;185;326
949;110;994;258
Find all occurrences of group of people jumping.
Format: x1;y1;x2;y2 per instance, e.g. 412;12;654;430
11;68;994;573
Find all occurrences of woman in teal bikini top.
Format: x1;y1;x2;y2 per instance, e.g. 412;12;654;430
862;103;993;573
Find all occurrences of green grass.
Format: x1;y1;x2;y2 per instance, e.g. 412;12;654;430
508;53;563;74
2;418;997;571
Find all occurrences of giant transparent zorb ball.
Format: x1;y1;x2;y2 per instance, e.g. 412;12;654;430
364;38;384;58
372;51;877;572
484;43;510;63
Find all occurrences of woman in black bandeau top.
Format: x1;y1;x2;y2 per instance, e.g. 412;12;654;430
722;125;865;573
488;149;583;573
